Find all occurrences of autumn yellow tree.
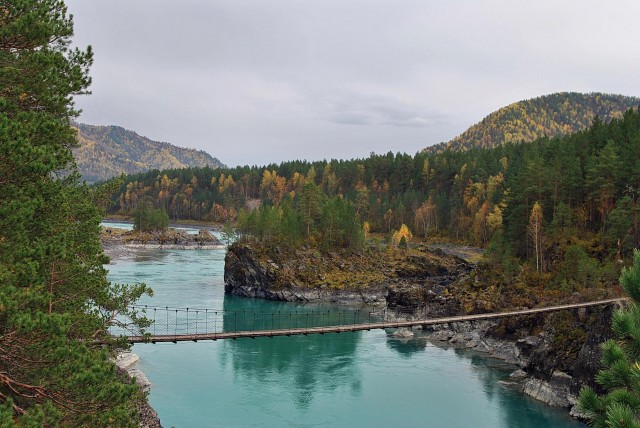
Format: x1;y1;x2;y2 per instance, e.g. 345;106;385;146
321;164;339;196
288;171;306;196
486;205;504;235
355;185;370;217
384;209;394;231
260;170;286;205
414;197;437;238
392;224;413;247
528;202;544;272
363;221;371;240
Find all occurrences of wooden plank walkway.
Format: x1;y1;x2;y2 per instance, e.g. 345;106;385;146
126;298;625;344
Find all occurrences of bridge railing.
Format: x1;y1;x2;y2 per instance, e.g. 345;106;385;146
108;298;625;342
108;304;389;338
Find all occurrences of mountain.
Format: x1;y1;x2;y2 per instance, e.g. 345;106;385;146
425;92;640;154
73;123;225;183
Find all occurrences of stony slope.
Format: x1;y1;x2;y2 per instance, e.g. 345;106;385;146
425;92;640;154
73;123;225;183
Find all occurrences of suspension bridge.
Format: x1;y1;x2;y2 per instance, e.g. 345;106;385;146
110;298;625;344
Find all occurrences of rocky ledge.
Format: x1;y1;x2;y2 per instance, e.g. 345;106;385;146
114;352;162;428
223;242;472;305
400;302;616;415
102;227;223;253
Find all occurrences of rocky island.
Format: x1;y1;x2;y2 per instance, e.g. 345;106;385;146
102;226;223;260
224;240;617;418
224;241;472;305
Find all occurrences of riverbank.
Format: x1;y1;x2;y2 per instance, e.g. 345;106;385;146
385;302;615;417
101;226;224;427
103;216;224;231
114;352;161;428
223;240;617;420
102;226;224;262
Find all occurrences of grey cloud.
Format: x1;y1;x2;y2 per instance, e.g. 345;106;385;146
65;0;640;167
302;89;451;128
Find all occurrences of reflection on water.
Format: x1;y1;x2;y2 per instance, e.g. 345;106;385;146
385;332;429;357
220;295;363;410
109;249;585;428
220;332;361;410
427;340;586;428
221;294;382;332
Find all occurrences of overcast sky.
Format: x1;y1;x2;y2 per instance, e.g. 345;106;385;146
65;0;640;167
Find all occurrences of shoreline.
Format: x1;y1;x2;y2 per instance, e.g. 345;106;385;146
101;225;224;263
383;303;614;419
103;242;225;264
102;218;223;232
223;240;612;422
105;239;603;424
114;351;161;428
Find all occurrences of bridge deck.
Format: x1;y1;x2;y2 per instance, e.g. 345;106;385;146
127;298;624;344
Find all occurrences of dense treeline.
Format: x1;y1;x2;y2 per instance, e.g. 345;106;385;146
237;183;365;251
109;108;640;286
426;92;640;154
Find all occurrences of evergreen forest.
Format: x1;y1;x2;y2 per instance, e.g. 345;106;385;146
94;88;640;428
0;1;151;425
109;109;640;292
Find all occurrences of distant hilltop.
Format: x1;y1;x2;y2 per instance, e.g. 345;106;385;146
425;92;640;154
73;123;225;183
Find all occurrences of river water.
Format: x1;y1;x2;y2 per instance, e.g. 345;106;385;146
104;226;585;427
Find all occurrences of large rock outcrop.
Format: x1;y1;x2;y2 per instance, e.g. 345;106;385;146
224;242;472;305
223;243;387;303
102;227;223;249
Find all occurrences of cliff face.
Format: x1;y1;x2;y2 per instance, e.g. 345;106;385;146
223;242;472;305
426;303;614;412
223;243;387;303
223;243;281;299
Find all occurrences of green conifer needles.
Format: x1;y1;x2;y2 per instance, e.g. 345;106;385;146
579;250;640;427
1;1;150;425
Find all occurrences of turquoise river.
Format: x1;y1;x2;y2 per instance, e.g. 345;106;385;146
104;223;586;427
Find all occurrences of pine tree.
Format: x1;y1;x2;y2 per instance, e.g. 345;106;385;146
1;1;151;425
298;182;324;239
579;250;640;427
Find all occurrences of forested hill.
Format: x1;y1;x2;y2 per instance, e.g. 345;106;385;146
109;107;640;293
73;122;225;183
425;92;640;154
